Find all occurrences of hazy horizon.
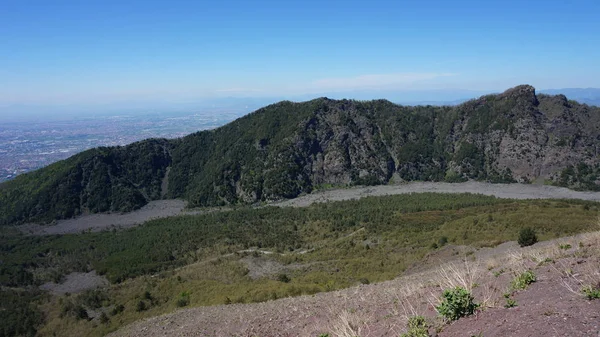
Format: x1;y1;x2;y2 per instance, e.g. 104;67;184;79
2;0;600;111
3;86;600;122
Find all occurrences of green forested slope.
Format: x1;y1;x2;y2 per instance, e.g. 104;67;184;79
0;139;171;225
2;85;600;225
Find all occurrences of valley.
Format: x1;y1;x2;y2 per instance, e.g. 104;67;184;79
2;191;599;336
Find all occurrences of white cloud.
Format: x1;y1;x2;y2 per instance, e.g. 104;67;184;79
310;72;458;91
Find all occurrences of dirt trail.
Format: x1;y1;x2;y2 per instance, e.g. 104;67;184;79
20;182;600;235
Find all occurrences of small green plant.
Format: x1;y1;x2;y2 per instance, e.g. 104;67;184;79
503;293;517;308
493;269;505;277
400;316;430;337
518;227;538;247
436;287;479;321
511;270;536;290
559;243;572;250
318;334;330;337
582;284;600;300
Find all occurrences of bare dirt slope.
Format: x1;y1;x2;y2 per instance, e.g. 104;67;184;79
109;231;600;337
20;182;600;235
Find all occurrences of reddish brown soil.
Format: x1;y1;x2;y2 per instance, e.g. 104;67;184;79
110;237;600;337
439;266;600;337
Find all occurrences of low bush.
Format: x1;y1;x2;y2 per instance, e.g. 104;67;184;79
99;312;110;324
110;304;125;316
277;273;291;283
176;291;190;307
518;227;538;247
436;287;478;321
135;300;147;312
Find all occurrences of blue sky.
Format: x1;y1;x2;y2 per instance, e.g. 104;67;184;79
1;0;600;107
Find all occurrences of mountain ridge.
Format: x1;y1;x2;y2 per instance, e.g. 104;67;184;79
2;84;600;225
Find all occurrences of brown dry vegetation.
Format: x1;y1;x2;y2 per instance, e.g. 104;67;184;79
106;229;600;337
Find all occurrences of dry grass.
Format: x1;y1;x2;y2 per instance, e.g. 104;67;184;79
554;230;600;298
324;232;600;337
435;258;482;292
329;309;370;337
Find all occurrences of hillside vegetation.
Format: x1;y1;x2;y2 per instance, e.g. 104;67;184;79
1;193;599;336
2;85;600;225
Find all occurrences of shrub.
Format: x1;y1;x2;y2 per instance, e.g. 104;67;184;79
74;305;89;320
400;316;430;337
518;227;538;247
277;273;291;283
99;312;110;324
176;298;189;307
136;300;147;312
79;289;108;309
436;287;478;321
110;304;125;316
511;270;536;290
176;291;190;307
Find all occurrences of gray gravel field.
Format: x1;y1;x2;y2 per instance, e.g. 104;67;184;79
19;182;600;235
274;181;600;207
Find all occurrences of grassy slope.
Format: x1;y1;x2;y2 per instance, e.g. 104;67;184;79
1;193;597;336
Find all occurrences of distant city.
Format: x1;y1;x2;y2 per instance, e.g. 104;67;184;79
0;110;245;183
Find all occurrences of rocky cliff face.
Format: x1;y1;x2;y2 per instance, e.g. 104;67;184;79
2;85;600;224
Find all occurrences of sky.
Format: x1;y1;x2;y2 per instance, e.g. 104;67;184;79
1;0;600;108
